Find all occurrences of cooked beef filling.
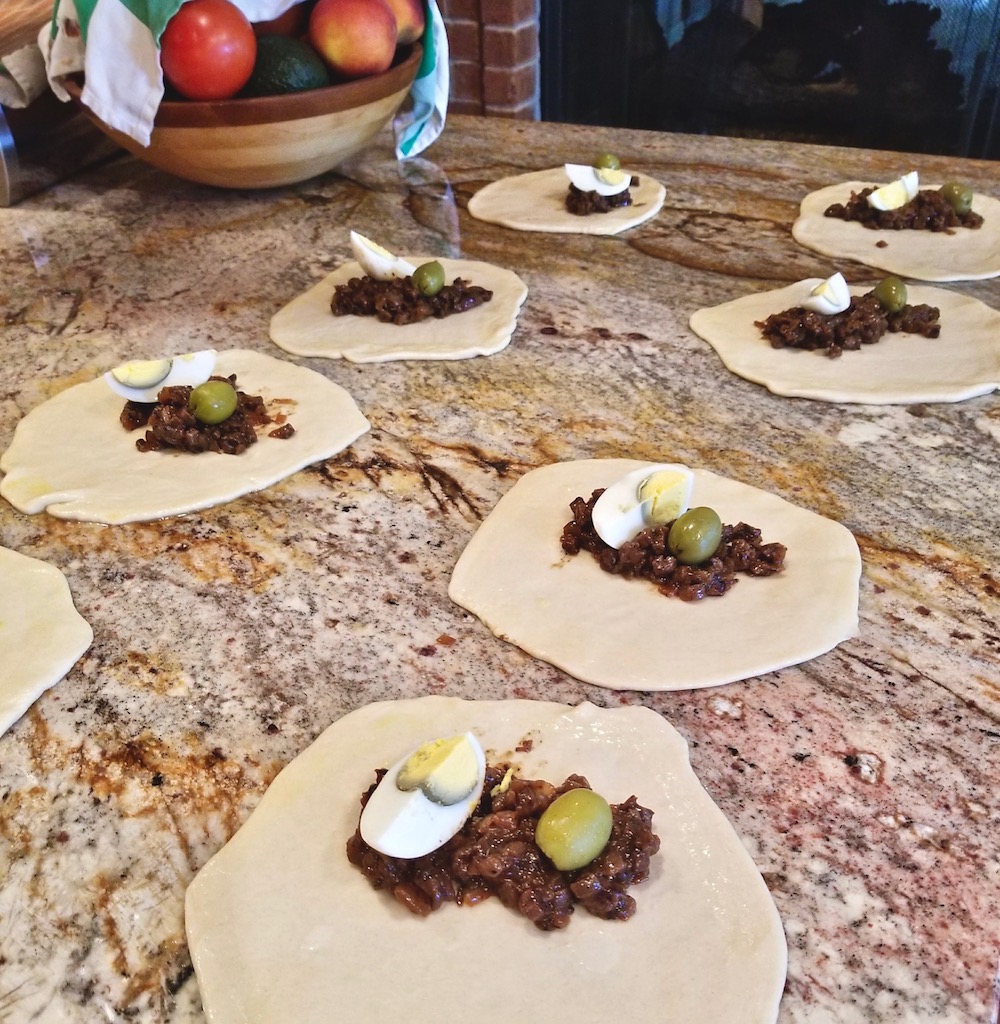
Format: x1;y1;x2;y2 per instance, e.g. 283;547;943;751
332;274;493;325
121;375;293;455
346;765;660;931
756;291;941;358
824;187;983;231
565;175;639;216
561;490;786;601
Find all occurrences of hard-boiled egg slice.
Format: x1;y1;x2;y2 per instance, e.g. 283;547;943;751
350;231;416;281
564;163;631;197
104;349;217;403
867;171;918;211
801;272;850;315
360;732;486;859
591;464;694;549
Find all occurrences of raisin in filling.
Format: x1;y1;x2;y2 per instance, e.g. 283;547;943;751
560;489;786;602
332;274;493;326
565;175;639;216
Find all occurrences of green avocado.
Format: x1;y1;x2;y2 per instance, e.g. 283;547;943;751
242;35;330;97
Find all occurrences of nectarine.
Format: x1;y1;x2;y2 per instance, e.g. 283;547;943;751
384;0;424;46
308;0;397;79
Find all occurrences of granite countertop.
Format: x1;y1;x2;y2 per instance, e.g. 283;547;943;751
1;114;998;1023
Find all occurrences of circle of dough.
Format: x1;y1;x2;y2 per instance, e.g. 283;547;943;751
448;460;860;691
792;181;1000;281
269;258;527;362
185;696;788;1024
468;167;666;235
0;349;370;523
690;281;1000;404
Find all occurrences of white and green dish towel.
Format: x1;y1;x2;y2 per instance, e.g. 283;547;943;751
38;0;447;155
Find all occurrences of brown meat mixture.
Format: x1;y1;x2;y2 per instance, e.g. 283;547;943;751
561;490;786;601
121;374;294;455
332;274;493;326
565;175;639;215
756;291;941;359
824;186;983;231
346;765;660;931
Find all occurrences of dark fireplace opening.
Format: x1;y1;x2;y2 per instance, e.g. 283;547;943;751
541;0;1000;158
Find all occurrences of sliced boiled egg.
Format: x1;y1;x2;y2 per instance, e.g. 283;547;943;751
360;732;486;859
350;231;416;281
801;272;850;315
104;349;217;403
564;163;631;197
867;171;918;211
591;463;694;549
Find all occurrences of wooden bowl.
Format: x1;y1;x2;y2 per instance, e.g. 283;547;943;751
65;44;422;189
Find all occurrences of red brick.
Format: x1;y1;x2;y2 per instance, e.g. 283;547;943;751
482;22;537;67
440;0;480;19
450;97;485;115
447;18;481;62
487;102;538;120
450;60;484;105
482;62;537;108
481;0;536;27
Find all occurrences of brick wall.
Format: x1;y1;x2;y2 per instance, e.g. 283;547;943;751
439;0;540;119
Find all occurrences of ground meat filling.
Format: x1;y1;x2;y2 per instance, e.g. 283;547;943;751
756;291;941;358
332;274;493;326
121;374;293;455
346;765;660;931
561;490;786;601
565;175;639;216
824;187;983;231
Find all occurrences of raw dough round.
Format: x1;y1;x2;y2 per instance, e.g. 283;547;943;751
270;258;527;363
792;181;1000;281
449;460;860;691
185;696;787;1024
690;280;1000;404
468;167;666;235
0;546;92;736
0;349;370;524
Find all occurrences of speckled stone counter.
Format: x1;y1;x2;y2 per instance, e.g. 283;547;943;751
1;115;998;1023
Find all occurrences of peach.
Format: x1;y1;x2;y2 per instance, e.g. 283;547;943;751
308;0;397;79
254;1;313;36
384;0;425;46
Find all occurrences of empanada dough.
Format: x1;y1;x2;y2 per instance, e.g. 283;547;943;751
0;349;370;524
1;546;92;736
792;181;1000;281
449;460;860;691
269;258;527;363
690;280;1000;404
468;167;666;235
185;697;787;1024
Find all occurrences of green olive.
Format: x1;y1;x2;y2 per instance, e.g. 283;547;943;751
593;152;621;170
188;380;238;425
872;275;908;314
939;181;973;216
667;506;723;565
412;260;445;297
535;788;613;871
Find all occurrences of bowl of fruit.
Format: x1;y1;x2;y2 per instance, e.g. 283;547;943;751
64;0;425;189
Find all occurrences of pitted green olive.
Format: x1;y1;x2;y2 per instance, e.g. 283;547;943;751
872;276;908;314
593;152;621;170
535;788;613;871
412;260;445;297
188;380;238;425
668;506;723;565
939;182;973;216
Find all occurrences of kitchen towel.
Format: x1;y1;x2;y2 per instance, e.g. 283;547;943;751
39;0;447;155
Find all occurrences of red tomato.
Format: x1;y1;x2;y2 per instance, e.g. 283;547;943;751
160;0;257;100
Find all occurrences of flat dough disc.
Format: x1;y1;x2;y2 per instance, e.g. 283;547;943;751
0;349;370;524
269;259;528;363
0;546;92;736
449;460;860;691
468;167;666;235
690;280;1000;404
792;181;1000;281
186;696;787;1024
